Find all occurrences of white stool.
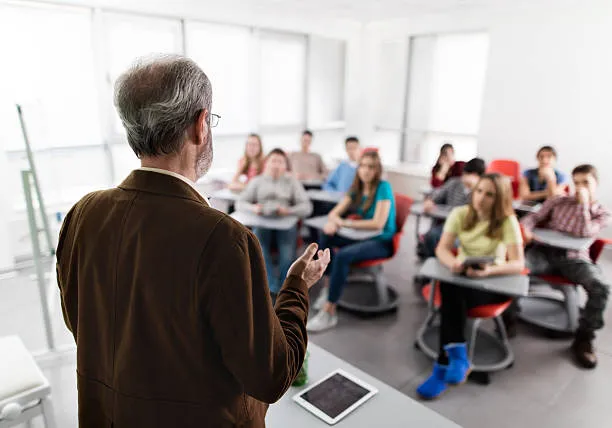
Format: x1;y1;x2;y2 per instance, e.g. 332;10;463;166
0;336;57;428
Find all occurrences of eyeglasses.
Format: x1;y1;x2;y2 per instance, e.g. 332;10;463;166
210;113;221;128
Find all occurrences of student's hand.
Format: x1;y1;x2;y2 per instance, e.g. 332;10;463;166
466;265;492;278
277;206;291;216
287;243;331;289
423;199;436;213
577;187;591;205
554;185;567;196
540;167;556;183
228;181;244;191
323;221;339;236
450;260;464;274
253;204;263;215
522;227;534;244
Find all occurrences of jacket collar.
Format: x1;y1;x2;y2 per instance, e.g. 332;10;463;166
119;169;210;207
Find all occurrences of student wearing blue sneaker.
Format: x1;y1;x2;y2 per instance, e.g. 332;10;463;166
417;173;525;400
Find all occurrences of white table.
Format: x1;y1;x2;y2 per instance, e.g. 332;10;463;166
301;179;324;188
532;228;595;251
419;258;529;297
266;343;461;428
306;190;345;204
210;188;241;203
231;211;299;230
304;215;382;241
410;202;453;221
512;200;541;214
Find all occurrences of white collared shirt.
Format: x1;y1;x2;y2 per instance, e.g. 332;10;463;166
137;167;210;207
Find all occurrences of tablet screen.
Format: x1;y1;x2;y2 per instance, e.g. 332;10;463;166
299;373;371;419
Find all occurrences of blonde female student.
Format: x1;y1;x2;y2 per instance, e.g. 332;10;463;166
417;173;525;400
228;134;264;191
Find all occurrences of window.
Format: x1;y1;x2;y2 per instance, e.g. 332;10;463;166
102;12;183;136
258;31;307;128
186;22;253;135
307;36;346;128
0;2;101;151
405;32;489;165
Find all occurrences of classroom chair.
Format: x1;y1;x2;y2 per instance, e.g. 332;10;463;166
0;336;57;428
519;238;611;334
487;159;521;198
337;193;414;315
414;280;516;385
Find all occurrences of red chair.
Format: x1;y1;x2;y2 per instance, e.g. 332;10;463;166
519;238;612;334
487;159;521;199
337;193;414;314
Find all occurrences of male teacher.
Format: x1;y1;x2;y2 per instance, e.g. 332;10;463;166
56;55;330;428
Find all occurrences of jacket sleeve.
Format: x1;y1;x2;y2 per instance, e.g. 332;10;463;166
200;218;310;403
323;166;340;192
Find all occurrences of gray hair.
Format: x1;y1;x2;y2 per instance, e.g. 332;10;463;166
114;54;212;158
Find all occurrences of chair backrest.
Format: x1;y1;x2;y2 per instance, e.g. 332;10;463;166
487;159;521;198
391;193;414;254
590;238;612;263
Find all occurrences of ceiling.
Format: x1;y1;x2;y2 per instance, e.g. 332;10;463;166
243;0;550;22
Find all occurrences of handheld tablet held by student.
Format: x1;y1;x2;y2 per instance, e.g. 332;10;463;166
293;369;378;425
461;255;495;271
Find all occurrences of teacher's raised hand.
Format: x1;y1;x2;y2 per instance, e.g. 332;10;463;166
287;243;331;289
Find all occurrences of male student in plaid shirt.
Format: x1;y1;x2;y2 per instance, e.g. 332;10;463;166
521;164;611;369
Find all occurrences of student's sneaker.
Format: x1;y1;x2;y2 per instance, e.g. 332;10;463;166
443;343;471;384
307;310;338;333
313;287;329;311
416;364;449;400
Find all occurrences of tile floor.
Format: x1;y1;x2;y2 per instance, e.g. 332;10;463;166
2;215;612;428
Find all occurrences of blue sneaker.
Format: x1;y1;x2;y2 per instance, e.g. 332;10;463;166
444;343;471;385
416;364;448;400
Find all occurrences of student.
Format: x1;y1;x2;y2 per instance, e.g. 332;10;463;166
519;145;568;202
431;143;465;188
236;149;313;298
307;151;396;332
228;133;264;191
417;173;524;400
289;130;327;181
323;136;361;193
521;164;610;369
418;158;487;260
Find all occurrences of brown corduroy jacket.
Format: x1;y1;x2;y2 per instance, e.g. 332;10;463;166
56;170;309;427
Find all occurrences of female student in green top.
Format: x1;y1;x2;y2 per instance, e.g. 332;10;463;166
417;173;525;400
307;150;396;332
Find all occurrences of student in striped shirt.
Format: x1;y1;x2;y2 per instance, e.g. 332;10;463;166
521;164;611;369
417;158;486;260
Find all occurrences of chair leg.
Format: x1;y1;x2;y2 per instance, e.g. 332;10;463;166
468;319;481;363
41;397;57;428
561;286;580;332
374;266;389;305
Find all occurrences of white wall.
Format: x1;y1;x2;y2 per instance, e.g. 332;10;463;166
358;0;612;236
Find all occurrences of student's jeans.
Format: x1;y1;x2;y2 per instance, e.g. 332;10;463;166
437;281;508;365
525;245;611;338
421;223;445;259
253;226;298;294
319;233;393;304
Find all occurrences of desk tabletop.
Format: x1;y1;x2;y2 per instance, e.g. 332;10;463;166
231;211;299;230
532;228;595;251
411;202;453;220
211;188;241;202
419;258;529;297
301;179;324;188
266;343;461;428
306;190;345;204
512;200;541;214
304;216;382;241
